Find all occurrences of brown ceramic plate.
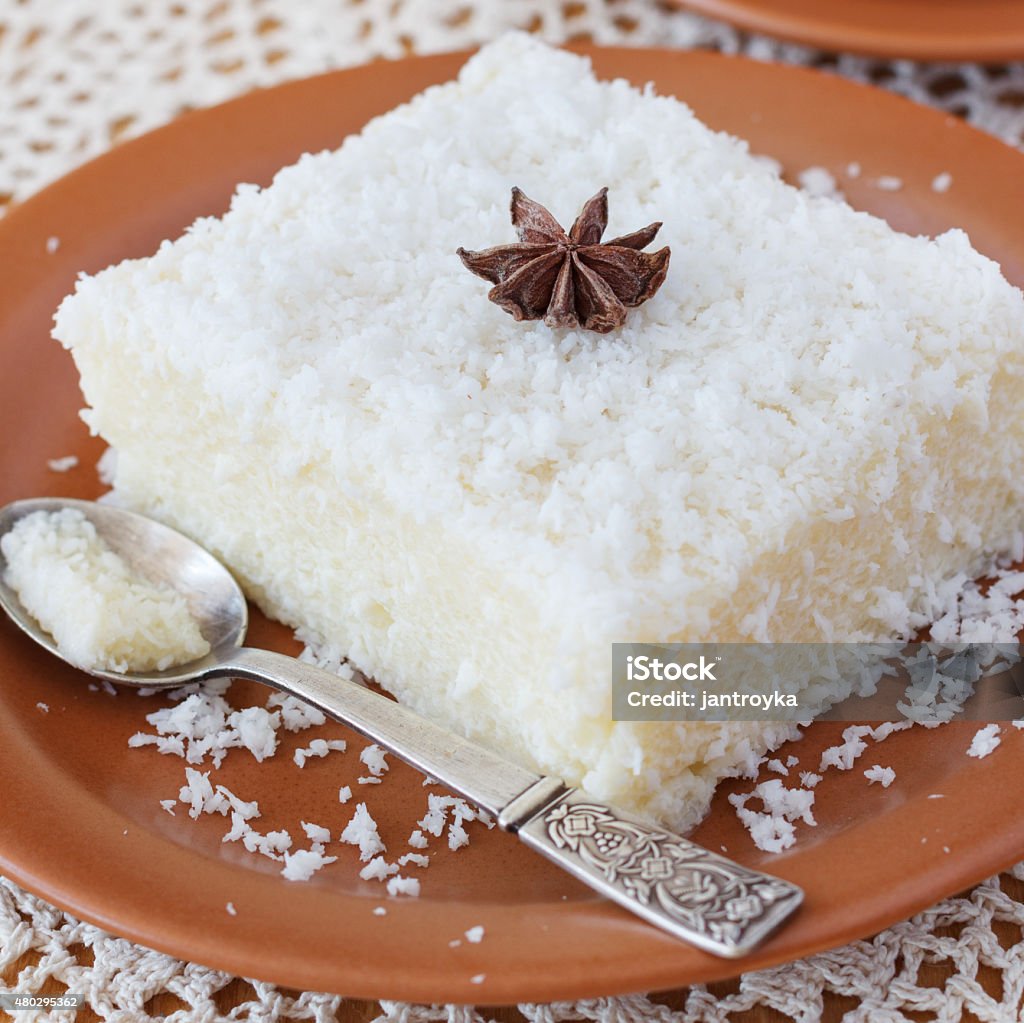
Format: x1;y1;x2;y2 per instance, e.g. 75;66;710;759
675;0;1024;60
1;48;1023;1005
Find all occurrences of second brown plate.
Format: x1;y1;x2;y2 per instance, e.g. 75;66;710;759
1;47;1023;1004
676;0;1024;61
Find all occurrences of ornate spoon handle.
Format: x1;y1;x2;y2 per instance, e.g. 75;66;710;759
505;785;804;958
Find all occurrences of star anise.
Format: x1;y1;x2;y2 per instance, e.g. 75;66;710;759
457;187;671;334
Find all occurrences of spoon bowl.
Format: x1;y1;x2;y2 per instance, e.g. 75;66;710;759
0;496;247;687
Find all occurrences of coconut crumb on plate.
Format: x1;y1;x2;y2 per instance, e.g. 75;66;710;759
864;765;896;788
282;847;338;882
301;821;331;845
818;726;872;771
729;779;816;853
967;724;1002;759
874;174;903;191
359;856;399;882
294;737;347;767
386;876;421;897
398;852;430;869
359;743;390;776
340;803;385;861
266;691;326;731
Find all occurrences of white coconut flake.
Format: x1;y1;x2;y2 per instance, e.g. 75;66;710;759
967;723;1001;758
359;743;390;776
464;925;485;943
227;706;280;762
266;691;326;731
870;720;913;742
340;802;385;861
470;974;485;985
226;901;237;916
386;875;421;897
46;455;78;473
398;852;429;868
338;786;352;803
359;856;399;881
931;172;953;193
282;847;337;881
819;725;872;771
294;737;347;767
222;811;250;843
45;235;60;254
448;821;470;852
357;776;382;785
408;829;428;849
373;906;387;916
874;175;903;191
301;821;332;845
242;828;292;861
729;779;816;853
160;799;176;815
864;764;896;788
799;771;822;788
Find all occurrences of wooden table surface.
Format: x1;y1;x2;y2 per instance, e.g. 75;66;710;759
4;873;1022;1022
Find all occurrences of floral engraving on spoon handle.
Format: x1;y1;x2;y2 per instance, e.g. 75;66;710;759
518;791;803;956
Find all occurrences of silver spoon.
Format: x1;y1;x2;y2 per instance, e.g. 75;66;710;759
0;496;802;957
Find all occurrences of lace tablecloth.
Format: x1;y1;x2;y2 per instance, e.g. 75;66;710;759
2;2;1024;1021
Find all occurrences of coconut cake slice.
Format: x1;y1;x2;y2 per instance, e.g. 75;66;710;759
53;34;1024;831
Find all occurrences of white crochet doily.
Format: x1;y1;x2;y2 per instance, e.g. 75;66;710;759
3;2;1024;1021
